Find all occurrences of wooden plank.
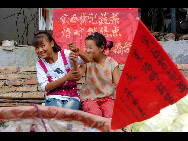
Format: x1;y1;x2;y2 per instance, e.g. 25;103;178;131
0;99;45;104
0;96;45;100
0;103;42;107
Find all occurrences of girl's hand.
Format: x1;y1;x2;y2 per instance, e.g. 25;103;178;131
69;51;78;62
45;69;81;92
69;42;79;53
65;69;81;81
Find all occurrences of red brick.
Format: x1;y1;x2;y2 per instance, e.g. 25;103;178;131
19;66;36;72
0;66;18;73
0;73;37;80
24;74;37;79
0;74;21;80
6;80;23;86
181;71;188;77
37;85;42;91
177;64;188;70
24;79;38;85
0;92;23;98
1;86;16;93
16;85;37;92
0;81;4;86
22;92;45;98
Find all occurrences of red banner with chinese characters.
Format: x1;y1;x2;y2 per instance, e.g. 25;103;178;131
53;8;139;64
111;20;188;130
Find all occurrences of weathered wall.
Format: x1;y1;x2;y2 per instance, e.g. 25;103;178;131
0;8;39;45
0;46;38;67
159;40;188;64
0;40;187;67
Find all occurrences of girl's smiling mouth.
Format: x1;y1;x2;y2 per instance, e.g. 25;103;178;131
39;51;46;57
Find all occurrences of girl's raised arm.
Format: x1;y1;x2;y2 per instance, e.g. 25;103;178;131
112;65;120;87
69;42;91;63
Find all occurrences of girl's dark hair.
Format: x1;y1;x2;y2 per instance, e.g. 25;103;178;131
32;32;61;53
86;32;113;51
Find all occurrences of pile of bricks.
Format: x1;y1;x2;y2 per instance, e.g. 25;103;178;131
176;64;188;80
0;66;45;106
0;65;88;106
0;64;187;106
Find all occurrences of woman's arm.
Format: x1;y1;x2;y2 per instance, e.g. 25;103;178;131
112;65;120;87
79;64;87;78
45;69;80;92
69;51;79;71
77;49;91;63
45;53;82;92
69;42;91;63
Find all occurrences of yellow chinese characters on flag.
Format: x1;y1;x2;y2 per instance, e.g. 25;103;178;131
53;8;139;64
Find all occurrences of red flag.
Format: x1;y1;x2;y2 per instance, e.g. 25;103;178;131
111;20;188;130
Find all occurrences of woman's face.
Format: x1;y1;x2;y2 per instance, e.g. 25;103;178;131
34;38;54;59
85;40;103;59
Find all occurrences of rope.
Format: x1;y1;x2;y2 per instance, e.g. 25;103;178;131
30;104;47;132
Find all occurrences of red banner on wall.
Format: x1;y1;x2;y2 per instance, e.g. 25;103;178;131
111;20;188;130
53;8;139;64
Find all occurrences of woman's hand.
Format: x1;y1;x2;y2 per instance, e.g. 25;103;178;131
69;51;78;62
65;69;81;81
45;69;81;92
69;42;79;53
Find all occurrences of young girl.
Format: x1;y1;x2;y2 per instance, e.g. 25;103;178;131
32;32;91;110
79;32;120;118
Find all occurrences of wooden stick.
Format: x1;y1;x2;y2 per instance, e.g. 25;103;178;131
0;96;45;100
0;99;45;103
0;103;42;107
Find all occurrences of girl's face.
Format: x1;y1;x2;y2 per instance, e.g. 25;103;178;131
34;38;54;59
85;40;104;59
